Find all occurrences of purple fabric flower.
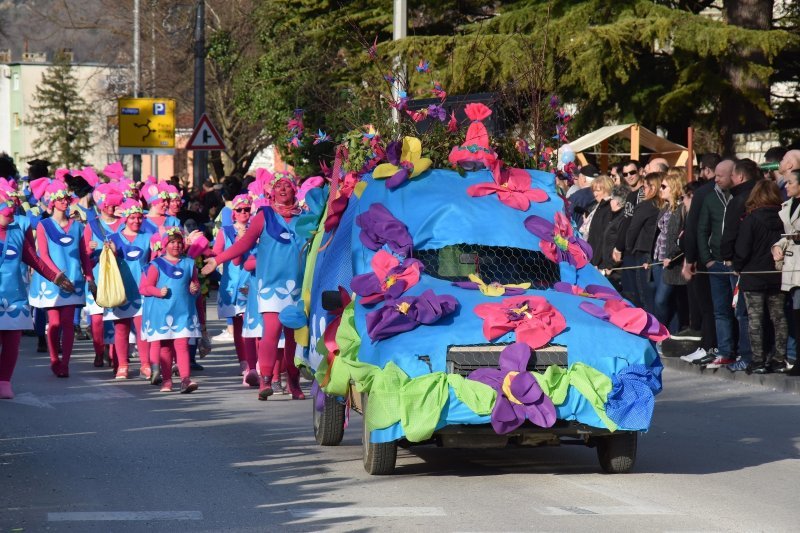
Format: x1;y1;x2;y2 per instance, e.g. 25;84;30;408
468;343;557;434
365;289;458;341
524;211;592;268
553;282;622;301
355;203;413;257
351;250;423;305
427;104;446;122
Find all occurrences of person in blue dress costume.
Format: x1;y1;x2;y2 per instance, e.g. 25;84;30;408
83;183;124;368
140;180;181;236
212;194;259;385
0;189;74;399
105;199;152;380
140;227;201;393
28;178;92;378
203;172;316;401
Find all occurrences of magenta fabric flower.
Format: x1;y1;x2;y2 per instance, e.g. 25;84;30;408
467;166;548;211
473;295;566;350
524;211;592;268
351;250;423;305
579;299;669;342
468;343;557;434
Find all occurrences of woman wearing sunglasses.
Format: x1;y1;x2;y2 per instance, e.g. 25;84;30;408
212;194;259;386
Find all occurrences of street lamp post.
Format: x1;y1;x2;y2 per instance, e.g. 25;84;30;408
132;0;141;181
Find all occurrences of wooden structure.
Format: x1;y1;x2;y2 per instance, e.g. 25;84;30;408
569;123;690;173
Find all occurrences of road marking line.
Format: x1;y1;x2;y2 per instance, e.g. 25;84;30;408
0;432;96;442
290;507;447;518
47;511;202;521
538;505;670;516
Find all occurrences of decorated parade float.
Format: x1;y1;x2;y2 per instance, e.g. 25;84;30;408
279;58;665;475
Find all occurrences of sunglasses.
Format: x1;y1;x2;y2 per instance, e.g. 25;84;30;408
622;170;638;177
234;208;250;213
660;184;668;190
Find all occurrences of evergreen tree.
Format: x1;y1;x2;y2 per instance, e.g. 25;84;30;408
26;51;94;168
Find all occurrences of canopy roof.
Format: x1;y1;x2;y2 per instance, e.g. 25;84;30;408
570;123;689;167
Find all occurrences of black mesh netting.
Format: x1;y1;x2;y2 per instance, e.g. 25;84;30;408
414;244;560;289
445;343;568;376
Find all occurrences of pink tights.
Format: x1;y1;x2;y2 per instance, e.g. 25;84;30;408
150;338;190;384
0;330;22;381
233;315;245;364
47;306;75;368
113;315;148;368
260;312;299;390
90;313;105;358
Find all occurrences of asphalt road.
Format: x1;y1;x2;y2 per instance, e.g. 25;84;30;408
3;316;800;532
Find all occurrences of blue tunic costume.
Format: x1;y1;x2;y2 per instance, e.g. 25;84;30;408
84;218;119;315
142;256;200;341
254;207;304;313
141;215;181;235
242;256;264;339
104;230;151;320
0;224;35;330
215;225;250;318
29;219;85;308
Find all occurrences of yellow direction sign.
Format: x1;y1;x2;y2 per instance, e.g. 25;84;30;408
118;98;176;155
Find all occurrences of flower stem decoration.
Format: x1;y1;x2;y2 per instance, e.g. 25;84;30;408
452;273;530;297
524;211;592;269
373;136;432;189
468;343;557;433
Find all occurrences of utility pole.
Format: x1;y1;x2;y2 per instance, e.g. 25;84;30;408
150;0;158;179
132;0;141;181
192;0;206;191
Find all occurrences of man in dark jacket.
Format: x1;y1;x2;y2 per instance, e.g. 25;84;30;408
721;159;762;262
612;160;644;304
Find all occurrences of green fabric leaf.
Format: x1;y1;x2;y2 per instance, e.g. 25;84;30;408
335;300;361;361
563;363;617;432
447;374;496;416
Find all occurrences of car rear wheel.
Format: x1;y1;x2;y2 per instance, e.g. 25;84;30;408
312;384;345;446
361;394;397;475
596;432;638;474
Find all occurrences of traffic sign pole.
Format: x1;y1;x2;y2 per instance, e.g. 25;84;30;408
193;0;206;191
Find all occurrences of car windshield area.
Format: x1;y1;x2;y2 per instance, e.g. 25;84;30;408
414;244;560;288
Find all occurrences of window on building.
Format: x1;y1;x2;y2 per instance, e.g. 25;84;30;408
12;73;19;91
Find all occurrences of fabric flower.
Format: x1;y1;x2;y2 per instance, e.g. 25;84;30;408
448;103;498;170
524;211;592;268
553;282;622;301
474;295;566;350
373;136;432;189
468;343;557;434
427;104;446;122
351;250;423;305
578;299;669;342
467;166;548;211
452;273;529;297
365;289;458;342
324;171;360;233
605;360;663;430
355;203;413;258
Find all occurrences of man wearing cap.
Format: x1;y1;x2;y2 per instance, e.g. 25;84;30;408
569;164;600;225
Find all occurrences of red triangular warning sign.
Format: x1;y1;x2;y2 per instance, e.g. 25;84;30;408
186;113;225;151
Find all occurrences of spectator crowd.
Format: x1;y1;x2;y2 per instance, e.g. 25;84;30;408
563;147;800;375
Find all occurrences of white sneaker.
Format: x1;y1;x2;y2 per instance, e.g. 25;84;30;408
212;329;234;343
680;347;707;363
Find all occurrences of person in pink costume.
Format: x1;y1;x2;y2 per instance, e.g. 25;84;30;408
166;184;182;218
83;183;124;368
139;228;200;393
202;173;307;400
0;191;74;398
140;180;181;235
28;178;93;378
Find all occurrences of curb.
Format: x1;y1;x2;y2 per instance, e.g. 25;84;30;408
661;355;800;395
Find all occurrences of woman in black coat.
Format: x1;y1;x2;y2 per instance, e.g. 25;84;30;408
625;172;664;313
594;186;628;291
733;180;788;374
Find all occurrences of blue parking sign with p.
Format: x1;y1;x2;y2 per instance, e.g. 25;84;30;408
153;102;166;115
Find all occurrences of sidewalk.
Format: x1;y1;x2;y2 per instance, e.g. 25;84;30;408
661;355;800;395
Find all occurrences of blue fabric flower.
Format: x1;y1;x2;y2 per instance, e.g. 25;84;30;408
605;359;663;430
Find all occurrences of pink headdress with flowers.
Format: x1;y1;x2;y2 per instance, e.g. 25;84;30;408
103;161;126;181
268;170;298;193
448;103;498;170
231;194;252;210
30;178;70;207
92;183;124;209
117;198;143;219
159;226;184;250
164;184;180;199
141;178;168;206
0;178;18;198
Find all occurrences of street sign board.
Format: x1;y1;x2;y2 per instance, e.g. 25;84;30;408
186;113;225;151
118;98;176;155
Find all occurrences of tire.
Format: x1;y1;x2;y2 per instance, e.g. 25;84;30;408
596;431;638;474
361;394;397;475
312;387;345;446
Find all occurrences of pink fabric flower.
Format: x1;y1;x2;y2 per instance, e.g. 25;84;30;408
553;282;622;301
579;299;669;342
351;250;423;305
474;295;566;350
467;166;548;211
525;211;592;268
